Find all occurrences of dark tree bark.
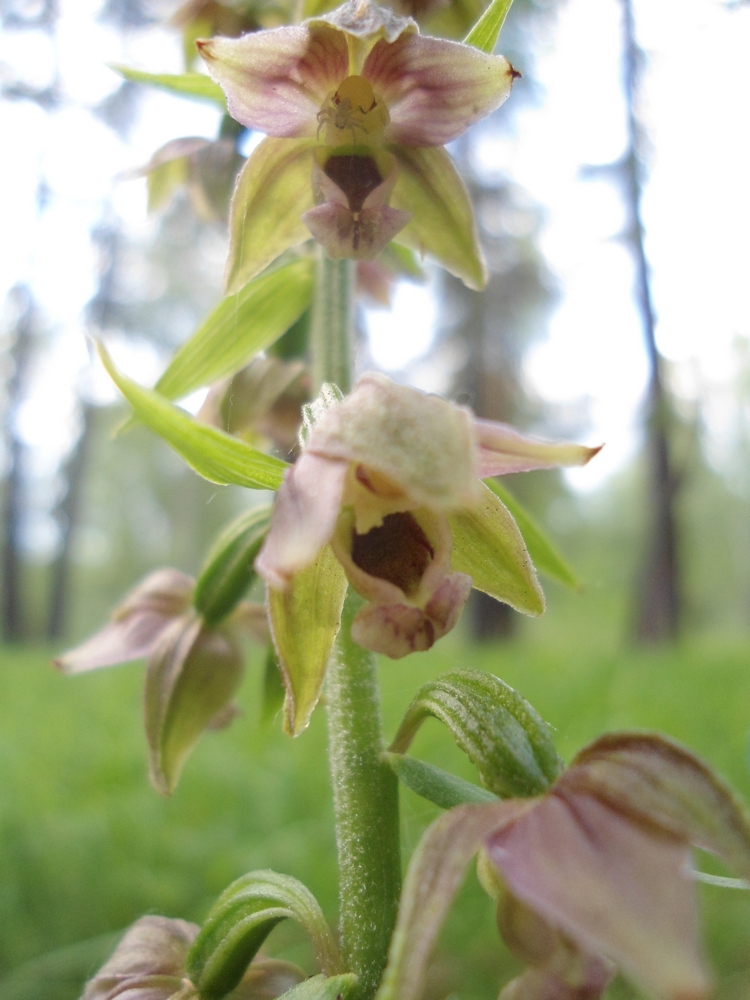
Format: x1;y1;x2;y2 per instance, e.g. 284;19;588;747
1;286;35;642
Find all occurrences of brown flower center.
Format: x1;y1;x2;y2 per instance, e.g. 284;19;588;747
351;512;434;595
324;153;383;213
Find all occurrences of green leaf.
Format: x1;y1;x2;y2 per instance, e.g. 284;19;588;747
226;137;315;294
375;802;528;1000
145;616;245;794
484;479;581;590
97;342;287;491
448;481;545;615
276;975;358;1000
390;670;563;798
111;65;227;107
194;506;272;626
187;871;344;1000
392;146;486;291
267;545;347;736
463;0;515;54
383;752;496;810
155;259;314;403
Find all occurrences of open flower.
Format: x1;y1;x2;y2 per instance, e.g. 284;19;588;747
256;373;600;664
198;0;518;290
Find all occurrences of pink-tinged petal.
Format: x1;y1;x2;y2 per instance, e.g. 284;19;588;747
197;24;348;136
255;451;349;589
424;571;472;633
302;201;410;259
475;419;603;476
364;33;516;146
391;146;486;290
486;791;712;1000
225;136;316;293
499;963;612;1000
55;569;193;673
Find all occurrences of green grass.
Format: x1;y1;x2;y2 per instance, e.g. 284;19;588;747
2;599;750;999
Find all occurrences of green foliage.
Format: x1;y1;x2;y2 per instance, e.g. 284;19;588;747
383;753;495;810
463;0;515;54
111;66;227;107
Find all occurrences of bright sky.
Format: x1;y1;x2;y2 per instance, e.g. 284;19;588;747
1;0;749;524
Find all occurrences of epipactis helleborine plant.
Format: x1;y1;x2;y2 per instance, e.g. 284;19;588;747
256;373;600;663
198;0;518;291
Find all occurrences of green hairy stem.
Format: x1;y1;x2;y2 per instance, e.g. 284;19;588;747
310;252;355;396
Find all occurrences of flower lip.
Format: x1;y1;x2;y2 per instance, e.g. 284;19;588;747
350;510;434;596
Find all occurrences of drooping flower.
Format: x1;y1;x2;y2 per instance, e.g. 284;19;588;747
256;373;600;663
198;0;519;290
56;568;268;793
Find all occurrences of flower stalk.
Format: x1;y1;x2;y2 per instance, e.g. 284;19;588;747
310;250;355;396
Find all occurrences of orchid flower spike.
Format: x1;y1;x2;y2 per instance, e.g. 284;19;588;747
198;0;519;290
256;373;600;666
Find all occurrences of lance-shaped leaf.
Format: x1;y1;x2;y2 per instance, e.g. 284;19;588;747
448;482;545;616
464;0;515;54
375;801;531;1000
145;614;244;795
98;342;287;491
384;751;496;810
565;732;750;882
484;479;580;590
390;670;562;798
111;65;227;107
267;545;347;735
187;870;344;1000
272;974;358;1000
392;146;486;291
154;259;314;404
226;137;316;294
194;506;272;627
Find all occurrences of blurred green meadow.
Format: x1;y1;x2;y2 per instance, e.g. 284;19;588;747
2;586;750;1000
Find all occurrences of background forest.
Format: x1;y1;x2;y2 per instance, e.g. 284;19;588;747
2;0;750;997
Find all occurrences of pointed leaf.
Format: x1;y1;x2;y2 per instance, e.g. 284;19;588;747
98;342;287;491
375;801;530;1000
194;506;272;627
484;479;581;590
111;65;227;106
384;751;496;810
226;137;315;293
463;0;515;54
275;975;358;1000
144;616;244;794
448;482;545;615
567;732;750;883
187;871;344;1000
392;146;486;290
390;671;562;798
155;259;314;404
267;545;347;735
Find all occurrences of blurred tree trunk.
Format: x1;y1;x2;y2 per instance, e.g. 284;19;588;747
619;0;681;642
1;286;35;642
46;403;97;641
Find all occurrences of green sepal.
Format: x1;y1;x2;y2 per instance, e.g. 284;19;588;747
145;615;244;795
226;137;315;294
383;751;496;810
154;259;314;404
389;670;563;798
97;342;287;491
187;871;344;1000
448;482;545;615
484;479;581;590
262;648;286;725
463;0;514;54
267;546;347;736
275;974;358;1000
111;65;227;107
392;146;486;291
194;506;273;627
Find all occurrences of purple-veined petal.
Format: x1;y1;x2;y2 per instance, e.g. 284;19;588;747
391;146;486;290
486;791;711;1000
475;419;603;476
256;451;350;589
364;33;516;146
225;136;316;293
198;24;348;136
302;202;410;259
